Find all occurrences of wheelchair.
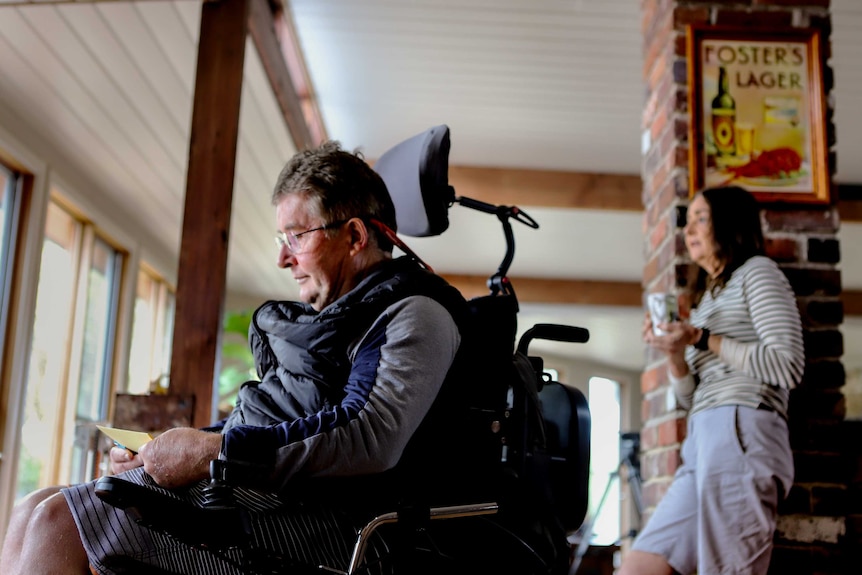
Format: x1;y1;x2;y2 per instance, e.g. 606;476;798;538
94;125;592;575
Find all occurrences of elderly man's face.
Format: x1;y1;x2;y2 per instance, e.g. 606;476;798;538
275;193;354;311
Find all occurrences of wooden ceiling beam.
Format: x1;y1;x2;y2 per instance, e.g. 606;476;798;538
248;0;316;150
448;166;643;212
843;290;862;317
838;184;862;223
441;274;644;307
446;167;862;223
443;274;862;319
270;0;328;145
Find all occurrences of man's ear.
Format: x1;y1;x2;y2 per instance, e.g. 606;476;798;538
346;217;369;254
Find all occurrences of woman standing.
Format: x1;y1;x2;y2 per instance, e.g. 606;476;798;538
620;186;805;575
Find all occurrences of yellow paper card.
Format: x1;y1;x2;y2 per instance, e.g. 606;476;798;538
96;425;153;453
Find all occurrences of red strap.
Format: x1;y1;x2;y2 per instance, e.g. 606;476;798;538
369;218;435;273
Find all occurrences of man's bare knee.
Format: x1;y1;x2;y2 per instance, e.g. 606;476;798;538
11;486;63;519
14;491;89;574
618;550;674;575
28;492;77;535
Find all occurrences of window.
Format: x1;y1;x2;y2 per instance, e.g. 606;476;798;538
127;267;174;395
586;376;622;546
0;167;20;375
14;198;125;497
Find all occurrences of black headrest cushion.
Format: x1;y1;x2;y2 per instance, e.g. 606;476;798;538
373;125;454;237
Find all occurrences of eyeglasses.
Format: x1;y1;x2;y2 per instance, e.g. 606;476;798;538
274;220;347;254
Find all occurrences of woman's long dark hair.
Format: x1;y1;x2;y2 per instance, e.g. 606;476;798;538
690;186;765;307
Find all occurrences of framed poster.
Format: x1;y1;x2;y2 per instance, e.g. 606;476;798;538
686;26;829;203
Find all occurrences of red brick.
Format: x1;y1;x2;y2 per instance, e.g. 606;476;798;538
648;52;671;93
643;448;682;479
640;424;659;452
643;19;674;83
658;230;679;268
650;179;679;232
642;0;673;38
752;0;828;7
643;255;659;288
643;144;663;184
673;117;689;143
715;8;795;28
649;151;680;200
657;416;687;447
641;0;657;37
650;102;670;144
673;5;711;30
641;364;668;395
674;31;687;57
642;390;672;421
763;209;839;234
655;144;676;180
643;87;658;131
642;477;673;508
643;246;680;291
674;146;689;169
673;169;691;199
765;236;800;262
656;119;679;160
649;218;670;251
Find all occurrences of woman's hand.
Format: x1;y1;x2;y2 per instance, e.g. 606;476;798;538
643;315;701;378
138;428;223;489
648;321;698;356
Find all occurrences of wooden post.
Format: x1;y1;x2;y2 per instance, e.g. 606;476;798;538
169;0;249;428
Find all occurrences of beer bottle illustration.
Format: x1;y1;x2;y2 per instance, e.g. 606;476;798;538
711;66;736;156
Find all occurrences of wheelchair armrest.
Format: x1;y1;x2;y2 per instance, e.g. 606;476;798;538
94;476;250;549
347;502;498;575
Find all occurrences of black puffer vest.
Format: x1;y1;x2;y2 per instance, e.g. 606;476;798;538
223;256;467;431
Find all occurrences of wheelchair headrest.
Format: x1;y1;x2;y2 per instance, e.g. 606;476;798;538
373;125;455;237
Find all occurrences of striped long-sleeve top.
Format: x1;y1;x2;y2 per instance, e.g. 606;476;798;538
669;255;805;420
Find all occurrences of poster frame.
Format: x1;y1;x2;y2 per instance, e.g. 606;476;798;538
686;25;829;204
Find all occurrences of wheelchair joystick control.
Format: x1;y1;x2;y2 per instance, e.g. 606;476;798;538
201;459;236;511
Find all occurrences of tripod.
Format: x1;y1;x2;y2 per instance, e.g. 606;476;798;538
569;432;643;575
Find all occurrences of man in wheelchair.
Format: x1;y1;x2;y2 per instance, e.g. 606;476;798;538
0;139;576;575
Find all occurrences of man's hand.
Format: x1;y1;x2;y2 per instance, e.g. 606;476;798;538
138;428;222;489
109;446;144;475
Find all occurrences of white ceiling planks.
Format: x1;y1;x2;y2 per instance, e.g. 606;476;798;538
227;37;299;301
288;0;644;173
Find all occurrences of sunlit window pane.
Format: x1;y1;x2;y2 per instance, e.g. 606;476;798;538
128;271;157;394
69;237;122;484
128;268;174;394
16;203;78;498
76;237;119;421
160;290;175;389
14;198;126;494
0;169;10;277
0;168;14;369
587;376;621;546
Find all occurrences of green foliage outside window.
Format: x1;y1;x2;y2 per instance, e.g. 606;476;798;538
217;309;256;417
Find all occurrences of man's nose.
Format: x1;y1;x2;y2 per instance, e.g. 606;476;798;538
277;247;295;268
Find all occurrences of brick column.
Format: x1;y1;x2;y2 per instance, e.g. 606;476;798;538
639;1;855;572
